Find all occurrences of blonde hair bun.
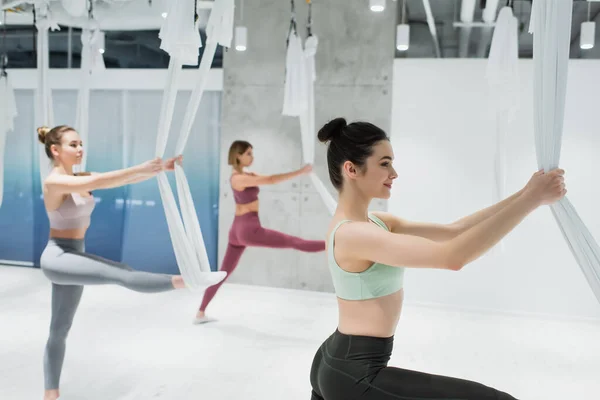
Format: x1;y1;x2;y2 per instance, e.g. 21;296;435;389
37;126;51;144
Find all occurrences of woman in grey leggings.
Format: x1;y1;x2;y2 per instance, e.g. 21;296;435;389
37;125;225;400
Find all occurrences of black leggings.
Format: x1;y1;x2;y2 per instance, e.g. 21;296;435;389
310;330;518;400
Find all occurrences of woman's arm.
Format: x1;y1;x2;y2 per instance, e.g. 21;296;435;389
100;156;182;189
451;188;525;235
45;158;163;194
446;169;564;267
231;164;312;190
342;192;540;270
343;169;565;270
98;172;156;189
371;188;526;242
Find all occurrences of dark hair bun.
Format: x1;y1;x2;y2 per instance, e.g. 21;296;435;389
37;126;50;144
317;117;347;144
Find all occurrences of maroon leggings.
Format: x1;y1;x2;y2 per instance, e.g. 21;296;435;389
199;212;325;311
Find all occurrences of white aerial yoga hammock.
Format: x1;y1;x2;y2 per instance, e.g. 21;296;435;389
282;20;337;216
34;5;98;178
282;28;308;117
154;0;233;290
35;11;59;190
301;35;337;216
529;0;600;304
75;28;105;172
486;6;519;203
0;70;18;208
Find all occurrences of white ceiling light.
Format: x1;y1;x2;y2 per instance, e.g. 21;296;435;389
235;0;247;51
235;26;247;52
161;12;168;19
580;2;595;50
396;24;409;51
580;21;595;49
396;0;409;51
97;31;105;54
370;0;385;12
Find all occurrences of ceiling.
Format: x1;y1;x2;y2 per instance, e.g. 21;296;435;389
0;0;598;70
0;0;220;68
396;0;600;59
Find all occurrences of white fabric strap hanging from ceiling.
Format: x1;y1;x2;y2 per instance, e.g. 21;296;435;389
0;73;18;208
282;30;307;117
0;6;17;208
35;8;59;190
155;0;233;290
529;0;600;304
299;35;318;165
75;28;105;172
173;0;233;275
486;6;519;203
282;3;337;216
300;34;336;215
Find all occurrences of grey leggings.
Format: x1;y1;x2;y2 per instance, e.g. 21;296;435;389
40;238;175;390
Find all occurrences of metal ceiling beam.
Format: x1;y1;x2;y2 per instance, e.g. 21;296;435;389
476;0;499;57
458;0;476;57
422;0;442;57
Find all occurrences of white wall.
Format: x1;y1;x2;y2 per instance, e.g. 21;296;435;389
390;59;600;320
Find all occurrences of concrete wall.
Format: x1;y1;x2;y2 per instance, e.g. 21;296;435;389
219;0;396;291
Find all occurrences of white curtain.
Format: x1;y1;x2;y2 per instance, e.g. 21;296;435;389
154;0;233;290
0;74;18;208
529;0;600;304
283;30;337;215
486;7;519;203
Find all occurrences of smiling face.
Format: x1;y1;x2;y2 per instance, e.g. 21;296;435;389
342;140;398;199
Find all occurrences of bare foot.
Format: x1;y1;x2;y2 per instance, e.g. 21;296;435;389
171;276;186;289
44;389;59;400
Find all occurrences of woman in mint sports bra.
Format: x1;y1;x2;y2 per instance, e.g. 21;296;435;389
309;118;566;400
36;125;225;400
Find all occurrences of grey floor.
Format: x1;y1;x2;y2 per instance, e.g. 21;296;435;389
1;265;599;400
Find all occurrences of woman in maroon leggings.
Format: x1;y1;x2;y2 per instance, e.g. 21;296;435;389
194;140;325;323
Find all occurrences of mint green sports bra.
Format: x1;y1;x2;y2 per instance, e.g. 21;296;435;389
328;213;405;301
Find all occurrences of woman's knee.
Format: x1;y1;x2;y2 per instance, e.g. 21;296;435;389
49;320;73;339
48;311;78;339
